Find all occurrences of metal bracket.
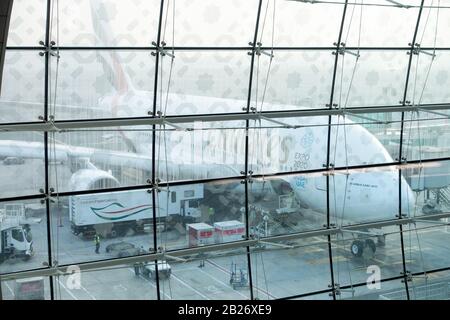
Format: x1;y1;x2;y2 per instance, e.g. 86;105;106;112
155;111;190;131
248;42;274;58
39;40;59;58
240;170;254;184
151;41;175;58
401;271;413;282
328;283;342;296
147;179;162;193
408;43;436;58
251;108;299;129
39;188;56;204
333;42;360;58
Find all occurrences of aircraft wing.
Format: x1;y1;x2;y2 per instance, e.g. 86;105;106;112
0;139;242;179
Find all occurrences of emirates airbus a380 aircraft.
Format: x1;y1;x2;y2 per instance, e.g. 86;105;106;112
0;0;416;257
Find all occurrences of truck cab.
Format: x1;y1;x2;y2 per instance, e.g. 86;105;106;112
0;224;33;263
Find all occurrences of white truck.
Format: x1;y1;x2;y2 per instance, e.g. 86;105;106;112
0;204;34;264
69;184;204;238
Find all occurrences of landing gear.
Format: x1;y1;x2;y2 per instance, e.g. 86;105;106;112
350;240;364;257
350;239;377;258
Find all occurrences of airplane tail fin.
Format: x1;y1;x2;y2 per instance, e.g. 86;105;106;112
89;0;134;94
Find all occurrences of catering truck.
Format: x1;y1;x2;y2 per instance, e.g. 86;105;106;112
69;184;204;238
0;204;34;264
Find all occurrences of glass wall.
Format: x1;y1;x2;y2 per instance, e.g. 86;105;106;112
1;0;450;300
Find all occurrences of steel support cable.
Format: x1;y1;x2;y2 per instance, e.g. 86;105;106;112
156;0;176;300
253;0;276;184
248;0;276;299
331;0;363;296
258;2;275;299
405;1;441;298
249;1;264;299
48;0;62;300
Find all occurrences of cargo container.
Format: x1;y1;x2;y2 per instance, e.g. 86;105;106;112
187;222;215;247
214;220;245;243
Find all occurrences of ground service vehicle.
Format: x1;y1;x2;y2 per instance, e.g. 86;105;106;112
0;204;34;263
69;185;204;238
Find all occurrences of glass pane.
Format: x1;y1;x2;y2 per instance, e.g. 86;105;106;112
158;51;250;115
341;3;419;47
250;236;331;298
408;270;450;300
338;279;407;300
331;225;404;287
48;128;152;193
0;51;44;123
7;0;46;46
249;172;327;237
53;0;161;47
329;165;414;225
329;113;401;167
155;121;245;182
247;119;328;174
156;180;245;251
250;51;333;110
1;276;51;300
159;248;251;300
406;51;450;105
402;111;450;161
0;199;48;275
403;222;450;274
55;265;158;300
333;50;409;108
50;51;155;120
161;0;259;47
50;191;153;266
416;6;450;48
403;160;450;217
258;1;344;47
0;132;45;198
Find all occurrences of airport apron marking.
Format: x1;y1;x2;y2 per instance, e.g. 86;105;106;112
90;203;152;221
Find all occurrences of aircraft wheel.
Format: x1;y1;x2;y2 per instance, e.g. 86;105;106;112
350;240;364;257
365;239;377;255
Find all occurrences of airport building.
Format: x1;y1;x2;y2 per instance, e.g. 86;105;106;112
0;0;450;300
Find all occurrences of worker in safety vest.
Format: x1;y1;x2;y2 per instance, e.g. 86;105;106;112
94;234;101;254
207;207;215;223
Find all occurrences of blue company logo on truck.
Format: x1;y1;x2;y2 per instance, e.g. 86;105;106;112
90;203;152;221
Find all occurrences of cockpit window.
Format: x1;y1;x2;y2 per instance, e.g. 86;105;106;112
11;228;24;242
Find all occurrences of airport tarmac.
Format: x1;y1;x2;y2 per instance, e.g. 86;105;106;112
2;159;450;300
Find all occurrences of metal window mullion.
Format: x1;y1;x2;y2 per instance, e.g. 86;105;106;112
243;0;264;301
42;0;55;301
150;0;166;301
325;0;349;301
397;0;426;301
3;102;450;131
8;45;450;51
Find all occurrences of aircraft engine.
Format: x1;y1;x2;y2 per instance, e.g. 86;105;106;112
69;169;120;191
